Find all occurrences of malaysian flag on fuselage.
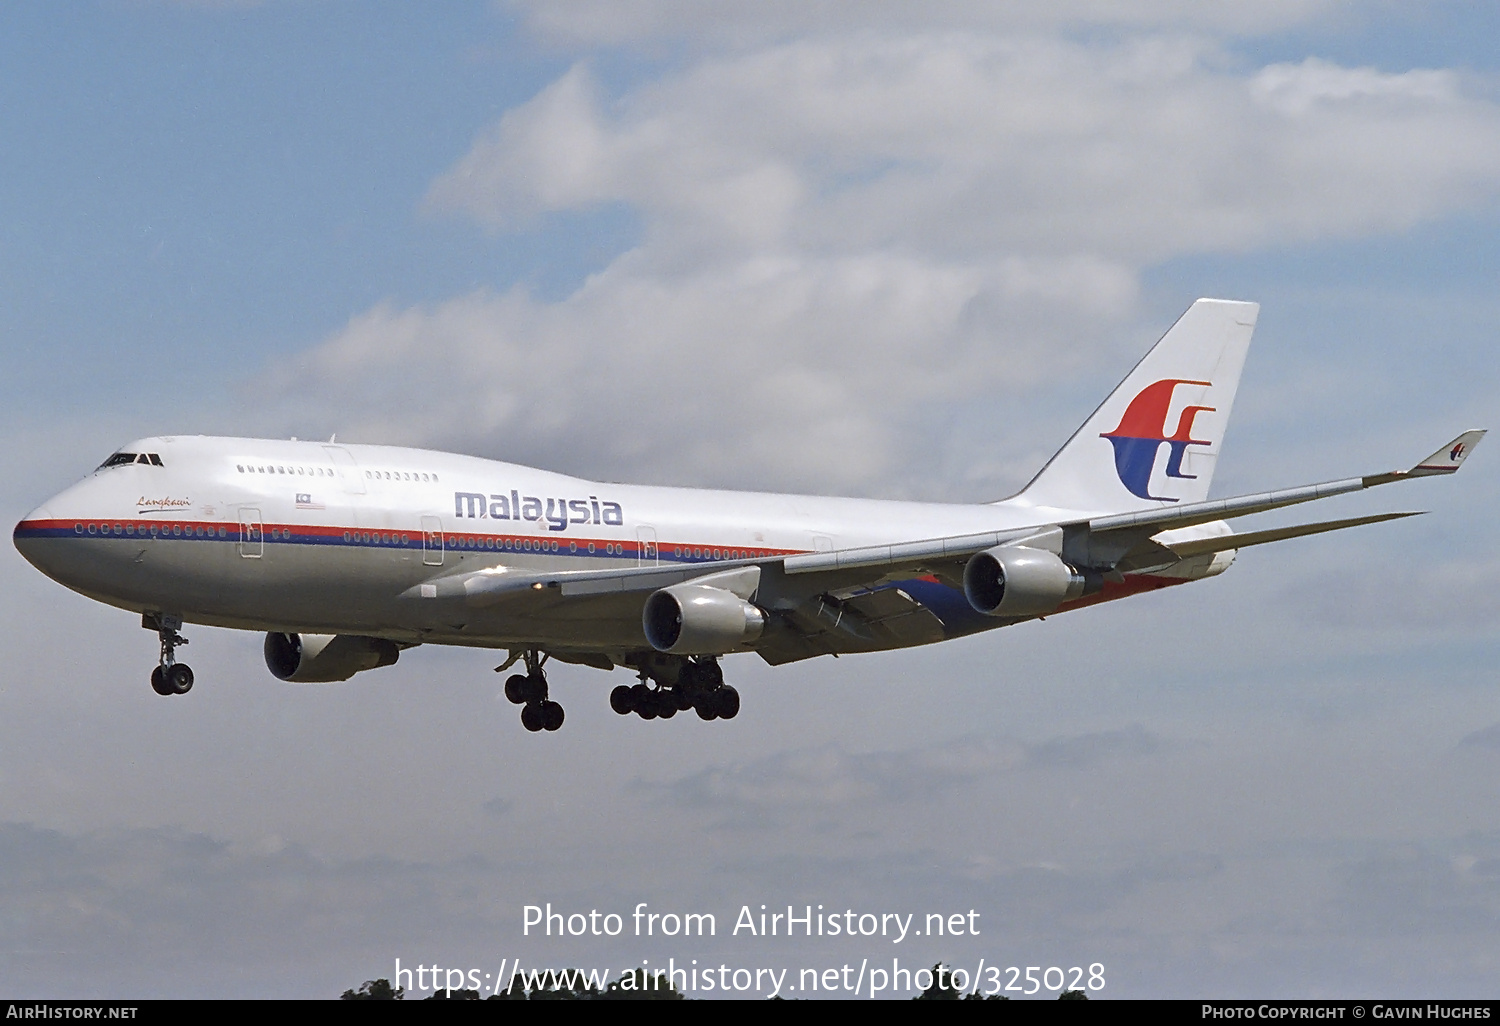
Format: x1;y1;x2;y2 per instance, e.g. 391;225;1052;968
295;493;325;510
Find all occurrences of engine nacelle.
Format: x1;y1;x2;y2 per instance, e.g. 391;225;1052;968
263;632;400;683
963;545;1094;617
643;584;766;655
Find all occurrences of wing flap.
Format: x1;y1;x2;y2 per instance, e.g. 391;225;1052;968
791;586;947;648
844;587;948;646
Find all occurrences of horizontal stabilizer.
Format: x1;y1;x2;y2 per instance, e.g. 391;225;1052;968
1157;511;1423;559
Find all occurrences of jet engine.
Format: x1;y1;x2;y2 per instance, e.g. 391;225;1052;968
962;545;1097;617
643;584;766;655
263;632;400;683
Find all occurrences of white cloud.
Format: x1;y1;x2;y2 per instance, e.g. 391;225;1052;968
276;247;1134;494
430;41;1500;261
275;29;1500;496
1251;58;1461;114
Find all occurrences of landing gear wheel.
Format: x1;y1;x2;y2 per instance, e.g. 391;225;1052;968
166;663;194;695
507;650;563;731
504;674;530;705
610;685;635;715
714;684;739;719
148;614;191;697
656;695;677;719
695;696;719;721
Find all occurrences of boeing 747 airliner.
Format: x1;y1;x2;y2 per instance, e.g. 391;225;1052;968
13;300;1483;731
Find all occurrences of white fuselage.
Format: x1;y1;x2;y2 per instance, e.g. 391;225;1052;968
15;435;1131;654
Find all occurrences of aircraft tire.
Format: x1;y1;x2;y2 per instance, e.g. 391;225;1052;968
520;702;545;732
715;685;740;720
695;698;718;721
610;685;634;715
167;664;194;695
150;666;173;697
656;696;677;719
541;701;564;731
504;674;530;705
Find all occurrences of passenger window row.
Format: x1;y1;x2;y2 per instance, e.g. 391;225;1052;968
238;464;333;477
77;522;227;539
452;536;562;553
342;532;413;545
675;546;769;560
73;520;778;561
365;469;439;483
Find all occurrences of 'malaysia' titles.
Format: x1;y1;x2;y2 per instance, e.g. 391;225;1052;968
454;490;622;533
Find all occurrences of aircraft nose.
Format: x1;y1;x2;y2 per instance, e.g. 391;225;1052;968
13;504;57;570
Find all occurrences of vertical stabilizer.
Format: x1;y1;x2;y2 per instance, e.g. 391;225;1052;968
1011;298;1259;515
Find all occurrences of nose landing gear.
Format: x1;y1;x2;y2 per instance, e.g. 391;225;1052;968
497;649;563;732
144;613;194;696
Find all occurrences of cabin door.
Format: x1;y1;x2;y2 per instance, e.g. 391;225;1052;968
238;508;263;558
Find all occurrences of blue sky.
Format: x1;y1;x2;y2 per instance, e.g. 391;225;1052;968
3;1;1499;999
2;2;578;410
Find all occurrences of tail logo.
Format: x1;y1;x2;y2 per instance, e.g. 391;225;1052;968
1451;442;1467;462
1101;379;1215;501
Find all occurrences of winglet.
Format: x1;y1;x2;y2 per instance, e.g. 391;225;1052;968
1363;430;1486;487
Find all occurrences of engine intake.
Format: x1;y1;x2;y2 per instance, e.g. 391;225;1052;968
263;632;400;683
963;545;1096;617
643;585;766;655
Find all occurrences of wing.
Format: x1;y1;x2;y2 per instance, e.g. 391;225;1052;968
777;430;1485;578
397;431;1483;663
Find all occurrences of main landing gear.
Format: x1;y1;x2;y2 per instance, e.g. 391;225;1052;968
498;650;564;732
610;658;739;722
144;613;194;697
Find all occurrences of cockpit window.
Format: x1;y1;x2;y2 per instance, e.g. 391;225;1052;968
97;452;164;470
